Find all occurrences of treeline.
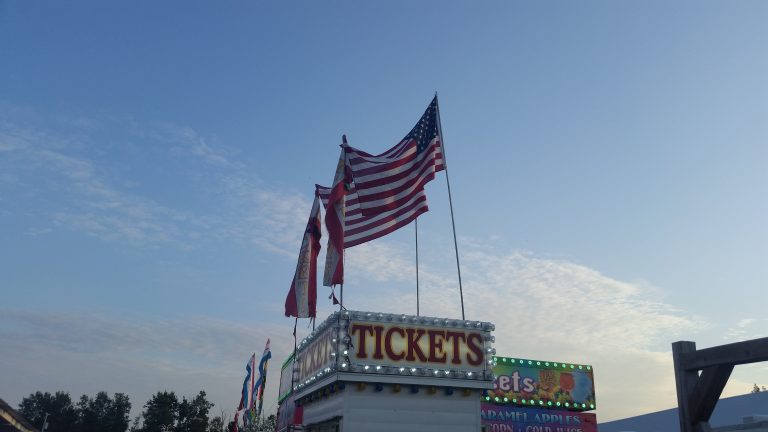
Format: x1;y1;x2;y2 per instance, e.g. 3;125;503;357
19;391;131;432
18;390;274;432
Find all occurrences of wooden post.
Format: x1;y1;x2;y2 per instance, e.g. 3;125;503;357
673;341;698;432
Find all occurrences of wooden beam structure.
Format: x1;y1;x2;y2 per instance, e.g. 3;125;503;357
679;337;768;370
672;337;768;432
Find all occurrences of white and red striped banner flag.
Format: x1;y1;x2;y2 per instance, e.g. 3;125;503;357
322;145;350;287
285;193;321;318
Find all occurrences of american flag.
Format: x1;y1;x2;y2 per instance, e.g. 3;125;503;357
317;96;444;247
348;96;444;216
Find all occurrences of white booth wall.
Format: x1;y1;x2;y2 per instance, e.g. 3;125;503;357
302;387;483;432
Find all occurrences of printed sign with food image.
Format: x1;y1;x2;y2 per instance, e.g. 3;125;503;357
485;356;596;411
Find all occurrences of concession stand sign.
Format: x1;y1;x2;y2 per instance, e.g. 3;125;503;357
481;404;597;432
485;356;596;412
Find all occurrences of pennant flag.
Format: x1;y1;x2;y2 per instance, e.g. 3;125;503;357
346;96;444;217
285;193;322;318
253;339;272;418
322;144;351;286
240;353;256;411
329;288;340;305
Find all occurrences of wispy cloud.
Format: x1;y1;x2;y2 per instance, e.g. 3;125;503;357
725;317;765;342
0;109;310;253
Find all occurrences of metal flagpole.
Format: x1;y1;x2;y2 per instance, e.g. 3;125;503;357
434;93;466;320
415;218;420;316
340;135;348;312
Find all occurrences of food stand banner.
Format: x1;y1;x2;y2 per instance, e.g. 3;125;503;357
486;357;596;411
481;404;597;432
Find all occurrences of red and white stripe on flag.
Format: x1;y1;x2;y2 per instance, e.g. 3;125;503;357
316;182;429;248
284;195;321;318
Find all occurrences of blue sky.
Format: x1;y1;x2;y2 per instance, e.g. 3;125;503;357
1;0;767;423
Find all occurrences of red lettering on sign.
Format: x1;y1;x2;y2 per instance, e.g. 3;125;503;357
350;324;374;359
344;322;488;370
465;333;484;366
445;331;467;365
372;325;385;360
427;330;447;363
405;328;428;362
384;327;406;361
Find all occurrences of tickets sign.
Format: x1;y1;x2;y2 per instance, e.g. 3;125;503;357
481;405;597;432
293;311;495;390
296;324;335;385
347;320;488;371
487;357;596;411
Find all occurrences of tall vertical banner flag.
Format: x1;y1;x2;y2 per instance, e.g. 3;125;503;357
344;96;444;231
322;145;350;286
285;193;322;318
240;353;256;410
254;339;272;418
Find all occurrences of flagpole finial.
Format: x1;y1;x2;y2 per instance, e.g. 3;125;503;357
342;134;348;145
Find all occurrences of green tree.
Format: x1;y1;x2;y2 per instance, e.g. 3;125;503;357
129;415;143;432
77;391;132;432
261;414;276;432
141;391;179;432
207;416;224;432
175;391;213;432
18;391;78;432
238;413;276;432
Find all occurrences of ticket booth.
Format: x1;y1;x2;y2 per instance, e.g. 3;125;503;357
276;310;496;432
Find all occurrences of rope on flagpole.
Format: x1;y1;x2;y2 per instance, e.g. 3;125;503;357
435;92;466;320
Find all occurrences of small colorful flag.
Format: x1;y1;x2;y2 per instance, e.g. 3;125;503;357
253;339;272;418
240;353;256;410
